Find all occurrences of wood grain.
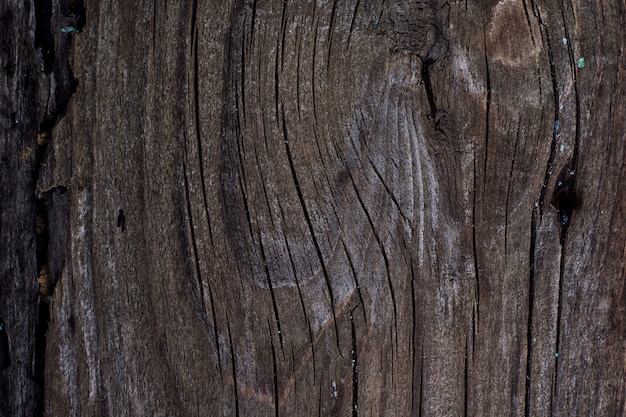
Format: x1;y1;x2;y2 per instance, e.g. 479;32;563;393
1;0;624;415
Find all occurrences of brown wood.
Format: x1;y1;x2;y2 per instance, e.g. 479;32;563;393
1;0;625;415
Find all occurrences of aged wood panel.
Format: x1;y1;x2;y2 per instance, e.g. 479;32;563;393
1;0;624;415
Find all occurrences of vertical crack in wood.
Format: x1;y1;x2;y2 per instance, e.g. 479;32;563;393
551;165;578;244
559;7;581;226
346;0;360;48
281;106;342;354
274;28;281;124
367;157;411;225
33;196;50;416
344;164;398;336
250;0;258;41
342;240;367;325
191;10;215;249
0;319;9;371
226;315;240;417
34;0;55;74
482;29;492;183
471;149;480;337
350;309;358;417
537;22;560;218
311;21;319;123
189;0;198;52
269;320;279;417
410;267;417;414
463;336;469;417
504;122;522;254
181;155;223;382
551;245;567;415
258;237;284;353
525;205;538;417
420;57;438;123
240;15;247;123
520;0;537;46
418;348;424;417
296;40;302;122
326;0;339;71
280;0;288;70
280;203;317;370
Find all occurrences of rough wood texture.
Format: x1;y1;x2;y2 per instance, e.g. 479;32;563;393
1;0;625;415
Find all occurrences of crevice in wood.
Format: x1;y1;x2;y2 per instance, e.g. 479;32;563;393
560;9;581;230
367;156;411;226
520;0;537;47
551;165;578;244
240;17;247;123
471;149;480;337
420;56;438;125
258;236;284;353
342;240;367;326
345;163;398;336
481;29;491;183
525;205;538;417
504;123;521;254
269;320;279;417
296;39;302;122
350;309;358;417
326;0;338;71
463;336;468;417
190;10;214;249
281;203;316;370
34;0;55;74
31;185;68;417
274;30;281;124
189;0;198;52
182;157;223;382
0;319;9;371
226;315;240;417
60;0;86;32
34;196;50;416
311;21;319;124
418;348;424;417
551;244;567;415
346;0;360;48
537;19;559;219
33;299;48;417
250;0;258;41
281;105;342;355
410;267;417;414
35;0;81;133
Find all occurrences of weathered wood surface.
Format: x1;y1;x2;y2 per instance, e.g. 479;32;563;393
1;0;625;415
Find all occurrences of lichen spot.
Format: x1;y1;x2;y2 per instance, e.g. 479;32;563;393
488;0;540;66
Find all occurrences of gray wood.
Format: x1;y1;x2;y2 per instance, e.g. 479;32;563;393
1;0;625;415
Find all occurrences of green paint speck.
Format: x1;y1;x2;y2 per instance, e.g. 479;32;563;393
577;57;585;68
